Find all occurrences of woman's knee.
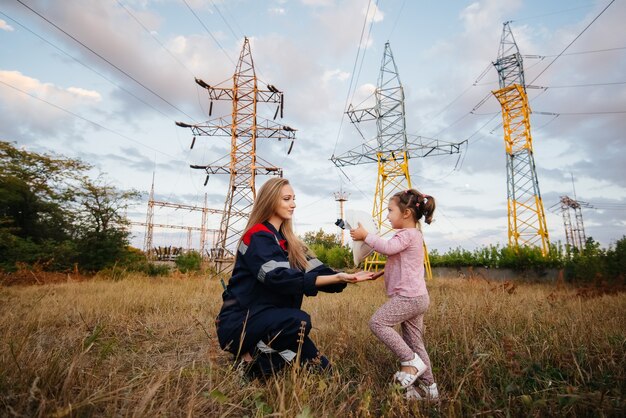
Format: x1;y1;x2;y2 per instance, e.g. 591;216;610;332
284;310;312;334
299;310;312;329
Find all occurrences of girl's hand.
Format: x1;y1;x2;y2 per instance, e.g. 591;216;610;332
350;222;369;241
336;271;374;283
352;270;380;282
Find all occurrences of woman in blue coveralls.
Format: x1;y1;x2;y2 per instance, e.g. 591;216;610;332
216;178;372;378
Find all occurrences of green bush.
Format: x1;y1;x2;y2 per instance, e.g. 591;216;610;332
325;246;353;269
563;237;626;284
308;244;353;270
175;251;202;273
146;263;171;277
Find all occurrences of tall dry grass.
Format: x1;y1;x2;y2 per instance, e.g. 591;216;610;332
0;274;624;417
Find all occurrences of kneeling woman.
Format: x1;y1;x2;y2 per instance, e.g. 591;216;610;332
215;178;370;378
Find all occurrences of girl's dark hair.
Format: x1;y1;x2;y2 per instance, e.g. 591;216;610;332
391;189;436;225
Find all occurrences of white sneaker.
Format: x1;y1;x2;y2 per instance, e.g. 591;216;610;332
419;382;439;400
405;383;439;401
404;385;423;400
394;353;428;388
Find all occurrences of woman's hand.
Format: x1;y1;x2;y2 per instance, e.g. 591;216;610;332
350;222;369;241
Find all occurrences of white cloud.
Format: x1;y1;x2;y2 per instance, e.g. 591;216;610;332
365;1;384;23
301;0;333;6
322;68;350;82
0;19;14;32
269;7;286;15
67;87;102;101
0;71;99;139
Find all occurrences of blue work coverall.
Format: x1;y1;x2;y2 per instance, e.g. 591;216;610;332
215;221;346;377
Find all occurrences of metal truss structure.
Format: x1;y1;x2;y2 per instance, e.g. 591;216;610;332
559;196;589;253
332;42;463;274
143;180;220;259
177;37;296;272
492;22;550;255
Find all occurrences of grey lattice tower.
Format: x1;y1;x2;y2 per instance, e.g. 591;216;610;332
177;37;296;272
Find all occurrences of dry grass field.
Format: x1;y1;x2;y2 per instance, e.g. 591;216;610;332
1;273;624;417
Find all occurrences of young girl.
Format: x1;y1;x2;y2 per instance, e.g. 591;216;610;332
350;189;439;400
216;178;372;379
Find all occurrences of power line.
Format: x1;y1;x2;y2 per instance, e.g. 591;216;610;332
511;3;596;23
387;0;407;40
536;110;626;115
350;0;380;106
15;0;196;121
116;0;197;78
538;81;626;89
180;0;236;67
529;0;616;85
0;10;179;124
438;2;618;148
208;0;240;41
332;0;377;157
0;79;182;161
219;2;244;38
526;45;626;58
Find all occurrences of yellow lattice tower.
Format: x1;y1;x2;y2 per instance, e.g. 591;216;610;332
332;42;464;276
492;23;550;255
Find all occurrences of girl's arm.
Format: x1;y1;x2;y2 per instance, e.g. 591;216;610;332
364;229;412;256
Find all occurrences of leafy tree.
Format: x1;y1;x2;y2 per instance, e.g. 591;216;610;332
605;236;626;281
71;175;140;271
0;142;82;242
303;228;340;249
0;141;140;272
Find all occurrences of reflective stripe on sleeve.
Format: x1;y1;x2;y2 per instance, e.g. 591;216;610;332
305;258;324;272
258;260;291;283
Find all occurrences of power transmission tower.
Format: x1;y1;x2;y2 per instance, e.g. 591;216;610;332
143;180;230;259
558;196;589;252
177;37;297;273
332;41;464;274
492;22;550;255
334;188;349;246
143;175;155;257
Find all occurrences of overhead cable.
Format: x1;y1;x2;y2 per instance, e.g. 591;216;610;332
15;0;196;121
529;0;616;85
0;79;182;161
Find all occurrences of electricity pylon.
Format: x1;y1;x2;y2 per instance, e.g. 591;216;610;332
177;37;297;272
492;22;550;255
559;196;590;253
143;179;221;259
331;41;464;274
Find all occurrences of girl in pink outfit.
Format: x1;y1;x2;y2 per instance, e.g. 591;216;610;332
350;189;438;401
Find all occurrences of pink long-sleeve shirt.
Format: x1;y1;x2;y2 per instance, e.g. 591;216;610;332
364;228;427;298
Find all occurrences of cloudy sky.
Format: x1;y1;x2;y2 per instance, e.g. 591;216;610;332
1;0;625;254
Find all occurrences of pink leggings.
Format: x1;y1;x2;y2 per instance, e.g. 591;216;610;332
369;294;434;384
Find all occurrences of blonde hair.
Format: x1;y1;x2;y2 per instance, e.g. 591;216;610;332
238;178;309;270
